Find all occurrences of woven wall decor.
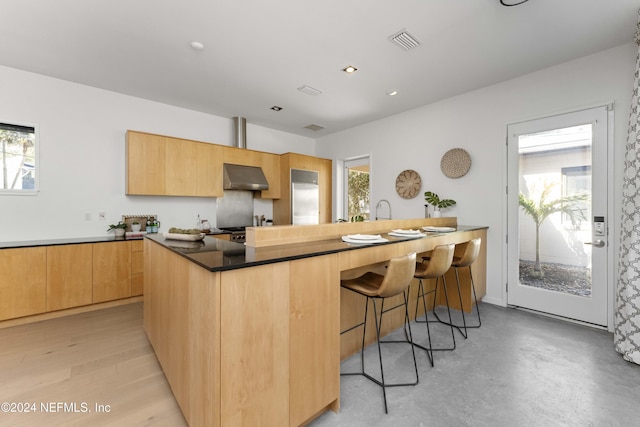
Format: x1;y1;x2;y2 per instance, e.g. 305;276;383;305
440;148;471;178
395;169;422;199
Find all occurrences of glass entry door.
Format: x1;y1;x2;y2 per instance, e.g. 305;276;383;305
507;106;610;326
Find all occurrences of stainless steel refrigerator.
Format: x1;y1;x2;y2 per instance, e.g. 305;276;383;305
291;169;320;225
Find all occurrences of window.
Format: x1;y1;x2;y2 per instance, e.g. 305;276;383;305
562;165;591;230
343;156;370;222
0;122;37;193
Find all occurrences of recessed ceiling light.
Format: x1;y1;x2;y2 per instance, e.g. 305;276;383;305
342;65;358;74
270;106;283;111
386;90;398;96
190;41;205;51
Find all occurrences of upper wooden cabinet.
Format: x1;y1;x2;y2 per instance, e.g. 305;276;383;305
127;130;283;199
126;130;330;204
274;153;332;225
126;130;223;197
222;145;281;199
126;131;167;195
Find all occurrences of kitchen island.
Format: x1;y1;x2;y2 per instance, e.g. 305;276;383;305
144;219;487;426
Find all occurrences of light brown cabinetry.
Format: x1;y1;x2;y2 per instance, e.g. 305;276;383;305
46;244;93;311
145;240;340;427
0;247;46;321
126;130;335;204
273;152;332;225
0;240;144;324
288;256;340;426
196;141;224;197
126;130;223;197
222;145;281;199
126;131;167;195
131;240;144;296
92;241;132;303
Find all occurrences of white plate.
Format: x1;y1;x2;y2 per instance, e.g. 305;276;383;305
422;226;456;233
391;229;422;235
341;236;388;244
345;234;382;240
164;232;206;241
388;232;426;238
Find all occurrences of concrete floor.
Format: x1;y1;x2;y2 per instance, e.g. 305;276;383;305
310;303;640;427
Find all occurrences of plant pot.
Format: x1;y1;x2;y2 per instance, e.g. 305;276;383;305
114;228;125;237
131;223;141;232
432;209;442;218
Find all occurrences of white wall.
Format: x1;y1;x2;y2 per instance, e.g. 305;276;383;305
316;43;636;306
0;66;314;241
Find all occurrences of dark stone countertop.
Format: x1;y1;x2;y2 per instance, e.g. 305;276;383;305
0;230;233;250
146;225;488;273
0;234;145;249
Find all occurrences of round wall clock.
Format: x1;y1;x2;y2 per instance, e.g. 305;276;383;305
395;169;422;199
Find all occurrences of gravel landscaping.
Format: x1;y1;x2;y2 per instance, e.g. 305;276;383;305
519;260;592;298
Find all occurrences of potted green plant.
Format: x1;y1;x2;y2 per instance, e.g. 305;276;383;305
131;221;141;232
424;191;456;218
107;221;127;237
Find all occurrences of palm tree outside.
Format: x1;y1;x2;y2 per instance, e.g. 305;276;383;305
518;180;588;272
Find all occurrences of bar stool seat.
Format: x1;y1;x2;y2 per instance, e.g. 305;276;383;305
340;252;418;414
412;243;456;366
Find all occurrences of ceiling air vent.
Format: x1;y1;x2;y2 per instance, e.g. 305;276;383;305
297;85;322;96
304;124;325;131
388;29;422;51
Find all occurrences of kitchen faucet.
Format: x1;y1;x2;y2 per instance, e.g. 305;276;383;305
375;199;392;220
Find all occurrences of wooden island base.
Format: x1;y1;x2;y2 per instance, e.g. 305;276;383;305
144;219;487;426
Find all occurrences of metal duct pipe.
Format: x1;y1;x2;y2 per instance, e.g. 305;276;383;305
232;116;247;149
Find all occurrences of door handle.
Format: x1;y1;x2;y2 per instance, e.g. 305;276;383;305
584;239;606;248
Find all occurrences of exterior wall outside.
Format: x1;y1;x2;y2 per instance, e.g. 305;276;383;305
316;42;636;307
518;148;592;267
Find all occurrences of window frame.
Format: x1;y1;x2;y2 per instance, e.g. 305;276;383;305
343;155;371;222
0;121;39;195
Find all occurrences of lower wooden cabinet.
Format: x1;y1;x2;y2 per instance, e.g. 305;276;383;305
131;240;144;296
0;239;144;323
288;255;340;426
0;247;46;321
93;241;132;303
47;244;93;311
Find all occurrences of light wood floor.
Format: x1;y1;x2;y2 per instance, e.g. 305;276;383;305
0;303;187;427
3;301;638;427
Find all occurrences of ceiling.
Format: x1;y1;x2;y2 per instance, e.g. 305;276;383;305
1;0;639;137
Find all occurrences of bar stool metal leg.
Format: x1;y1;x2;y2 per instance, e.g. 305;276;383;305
432;238;482;338
339;252;419;413
411;244;456;365
433;269;468;338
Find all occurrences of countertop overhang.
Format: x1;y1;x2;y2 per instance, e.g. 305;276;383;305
146;225;488;273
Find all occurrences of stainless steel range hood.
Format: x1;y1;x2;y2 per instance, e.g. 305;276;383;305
223;163;269;191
